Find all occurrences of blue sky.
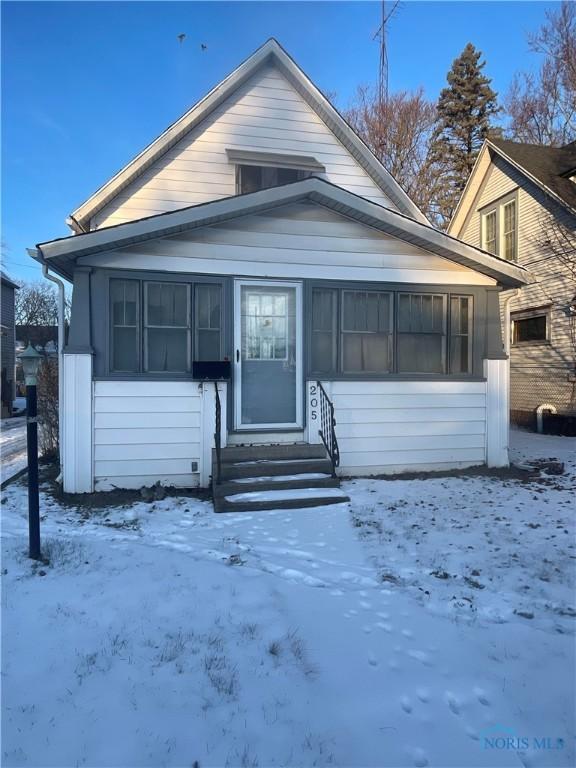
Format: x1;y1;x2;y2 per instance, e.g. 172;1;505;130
1;0;556;283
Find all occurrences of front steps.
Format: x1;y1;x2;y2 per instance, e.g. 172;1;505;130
212;443;349;512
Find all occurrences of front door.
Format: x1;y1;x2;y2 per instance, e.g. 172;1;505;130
234;280;302;430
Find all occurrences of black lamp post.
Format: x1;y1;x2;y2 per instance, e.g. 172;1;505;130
20;343;42;560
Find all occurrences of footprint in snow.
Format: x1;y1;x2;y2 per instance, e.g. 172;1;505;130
401;629;414;638
376;621;392;632
416;688;430;703
445;692;461;715
377;611;390;620
360;601;372;610
368;653;378;667
474;687;490;706
411;747;429;767
400;696;412;714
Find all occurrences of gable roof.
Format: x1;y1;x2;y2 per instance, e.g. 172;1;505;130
68;39;428;232
36;177;530;288
490;138;576;212
449;138;576;236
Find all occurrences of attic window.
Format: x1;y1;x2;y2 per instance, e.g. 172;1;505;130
237;165;311;194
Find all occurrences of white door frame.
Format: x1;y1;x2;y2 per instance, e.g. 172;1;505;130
233;279;303;431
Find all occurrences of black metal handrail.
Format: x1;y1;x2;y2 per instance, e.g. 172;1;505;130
214;382;222;485
317;381;340;477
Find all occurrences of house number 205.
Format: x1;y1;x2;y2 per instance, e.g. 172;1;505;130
309;384;318;420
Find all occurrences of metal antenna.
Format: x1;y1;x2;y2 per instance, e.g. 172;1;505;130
373;0;400;109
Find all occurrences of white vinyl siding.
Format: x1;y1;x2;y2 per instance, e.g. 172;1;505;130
93;380;226;490
91;65;394;228
81;202;496;286
309;380;486;474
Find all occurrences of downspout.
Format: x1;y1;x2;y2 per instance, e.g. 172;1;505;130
31;251;66;480
502;289;518;355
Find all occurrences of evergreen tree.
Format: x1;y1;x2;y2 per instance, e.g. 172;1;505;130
429;43;500;229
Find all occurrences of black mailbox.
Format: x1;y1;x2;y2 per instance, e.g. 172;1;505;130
192;360;232;380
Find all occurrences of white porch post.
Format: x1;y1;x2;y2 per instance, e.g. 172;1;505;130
62;353;94;493
484;358;510;468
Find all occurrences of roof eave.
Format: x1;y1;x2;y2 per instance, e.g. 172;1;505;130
42;178;531;289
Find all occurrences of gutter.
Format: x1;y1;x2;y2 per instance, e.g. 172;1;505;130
28;248;66;479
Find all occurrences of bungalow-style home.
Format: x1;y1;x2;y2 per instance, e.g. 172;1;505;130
449;138;576;433
30;40;529;507
1;270;18;417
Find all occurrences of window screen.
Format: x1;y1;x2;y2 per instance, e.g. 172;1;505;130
341;291;392;373
145;283;190;372
397;293;446;373
238;165;309;194
311;288;337;373
110;279;139;372
195;284;222;361
449;296;472;374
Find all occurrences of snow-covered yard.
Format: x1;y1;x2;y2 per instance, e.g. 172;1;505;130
1;429;574;768
0;417;27;486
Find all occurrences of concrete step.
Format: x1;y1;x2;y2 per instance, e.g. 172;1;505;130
213;472;338;498
217;443;327;463
214;487;350;513
217;457;334;480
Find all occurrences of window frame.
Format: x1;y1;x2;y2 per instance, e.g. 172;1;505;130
235;164;312;195
340;289;394;374
194;283;223;362
110;278;141;374
308;283;477;379
480;192;518;261
106;273;227;377
449;295;474;374
143;282;191;373
396;292;448;375
511;306;551;346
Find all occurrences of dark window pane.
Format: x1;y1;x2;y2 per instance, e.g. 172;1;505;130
196;329;221;361
343;334;390;372
398;335;444;374
276;167;301;185
449;336;469;374
195;284;221;330
112;327;138;372
311;289;336;372
239;165;262;194
311;332;334;373
147;283;187;327
147;328;188;371
398;294;411;331
513;314;547;343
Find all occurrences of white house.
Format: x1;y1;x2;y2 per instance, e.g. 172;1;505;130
30;40;530;508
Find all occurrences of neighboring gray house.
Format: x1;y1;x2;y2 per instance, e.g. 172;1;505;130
450;139;576;432
30;40;529;502
1;271;18;417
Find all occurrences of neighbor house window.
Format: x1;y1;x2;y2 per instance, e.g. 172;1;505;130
512;308;549;345
110;279;139;372
449;296;473;374
397;293;446;374
483;210;497;255
481;195;518;261
195;284;222;361
237;165;310;194
341;290;392;373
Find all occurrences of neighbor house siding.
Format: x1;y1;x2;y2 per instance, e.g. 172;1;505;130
82;202;496;286
308;380;487;474
459;154;576;417
1;281;16;407
91;66;394;229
